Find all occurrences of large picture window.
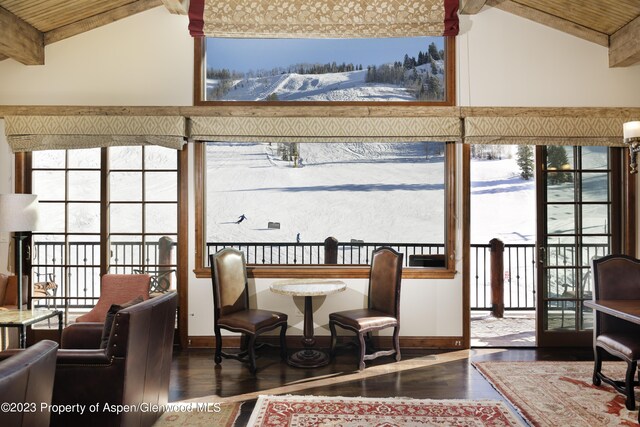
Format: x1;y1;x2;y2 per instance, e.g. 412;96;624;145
195;141;456;279
194;37;455;105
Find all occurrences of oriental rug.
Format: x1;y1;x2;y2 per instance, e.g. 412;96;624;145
473;361;640;426
247;394;524;426
158;401;240;426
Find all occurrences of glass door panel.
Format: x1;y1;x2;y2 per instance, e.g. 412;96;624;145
537;146;614;346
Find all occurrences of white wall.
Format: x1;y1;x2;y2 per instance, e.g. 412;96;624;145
457;7;640;107
1;6;639;341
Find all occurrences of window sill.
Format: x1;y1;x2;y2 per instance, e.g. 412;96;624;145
194;265;456;280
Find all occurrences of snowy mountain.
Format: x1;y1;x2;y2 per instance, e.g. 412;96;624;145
206;61;445;102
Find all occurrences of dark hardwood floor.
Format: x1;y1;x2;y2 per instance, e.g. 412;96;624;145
169;346;595;425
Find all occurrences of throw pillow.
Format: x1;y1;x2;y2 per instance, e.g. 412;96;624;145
99;295;144;349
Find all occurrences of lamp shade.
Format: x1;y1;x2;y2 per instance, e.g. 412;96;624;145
623;121;640;141
0;194;39;232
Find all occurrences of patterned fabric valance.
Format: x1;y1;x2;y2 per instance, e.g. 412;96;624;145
188;0;459;38
188;116;462;142
464;116;628;147
5;116;187;152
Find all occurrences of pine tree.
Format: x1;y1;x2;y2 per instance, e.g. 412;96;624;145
547;146;572;184
428;42;441;61
516;145;534;180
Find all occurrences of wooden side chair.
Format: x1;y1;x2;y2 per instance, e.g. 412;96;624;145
591;254;640;410
210;248;288;374
329;246;403;371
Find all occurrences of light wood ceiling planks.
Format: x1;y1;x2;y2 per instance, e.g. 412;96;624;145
0;0;134;32
514;0;639;35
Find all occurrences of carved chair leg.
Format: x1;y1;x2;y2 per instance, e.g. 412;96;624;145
357;333;366;371
247;334;257;375
365;332;375;354
329;322;338;359
240;333;249;352
592;347;602;386
624;360;637;410
279;324;288;361
214;326;222;364
393;326;401;362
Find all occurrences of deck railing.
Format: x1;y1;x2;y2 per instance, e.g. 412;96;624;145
30;238;609;312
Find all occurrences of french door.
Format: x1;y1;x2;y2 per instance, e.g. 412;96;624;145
536;145;629;346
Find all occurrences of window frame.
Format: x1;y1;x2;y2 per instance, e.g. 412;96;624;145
17;146;189;348
193;37;456;107
193;141;457;279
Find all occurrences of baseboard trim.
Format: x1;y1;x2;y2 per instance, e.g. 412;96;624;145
188;335;465;350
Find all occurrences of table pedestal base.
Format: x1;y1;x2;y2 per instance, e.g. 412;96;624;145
288;349;330;368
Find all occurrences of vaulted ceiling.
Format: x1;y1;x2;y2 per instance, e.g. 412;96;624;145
0;0;639;67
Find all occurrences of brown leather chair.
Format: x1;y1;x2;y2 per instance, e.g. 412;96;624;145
52;292;177;427
329;246;403;371
591;255;640;410
0;340;58;427
210;248;288;374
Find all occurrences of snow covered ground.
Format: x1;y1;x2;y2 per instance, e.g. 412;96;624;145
206;142;536;245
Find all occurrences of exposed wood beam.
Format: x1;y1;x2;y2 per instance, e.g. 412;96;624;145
0;6;44;65
2;106;640;120
162;0;190;15
609;14;640;67
460;0;487;15
486;0;608;47
45;0;163;45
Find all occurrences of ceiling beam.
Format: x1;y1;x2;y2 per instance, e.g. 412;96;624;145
486;0;608;47
0;6;44;65
609;14;640;67
162;0;190;15
45;0;163;45
460;0;487;15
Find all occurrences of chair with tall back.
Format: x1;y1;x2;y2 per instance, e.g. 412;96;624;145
329;246;403;371
591;255;640;410
210;248;288;374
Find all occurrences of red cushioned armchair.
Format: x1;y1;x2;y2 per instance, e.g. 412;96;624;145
62;274;150;349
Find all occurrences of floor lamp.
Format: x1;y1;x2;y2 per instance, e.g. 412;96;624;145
0;194;39;312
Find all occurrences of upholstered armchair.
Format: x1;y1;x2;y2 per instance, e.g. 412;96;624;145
75;274;150;322
210;248;288;374
0;340;58;427
329;247;403;371
591;255;640;410
52;292;177;427
61;274;150;349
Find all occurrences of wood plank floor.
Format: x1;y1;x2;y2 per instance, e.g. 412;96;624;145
169;346;594;425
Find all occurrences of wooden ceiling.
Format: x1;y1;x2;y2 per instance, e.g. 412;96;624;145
0;0;638;67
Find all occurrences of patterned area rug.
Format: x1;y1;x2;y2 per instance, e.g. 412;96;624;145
247;395;524;426
473;361;639;426
156;401;241;426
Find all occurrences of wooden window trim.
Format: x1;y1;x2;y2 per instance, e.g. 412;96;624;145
193;37;456;107
193;141;457;279
17;147;189;348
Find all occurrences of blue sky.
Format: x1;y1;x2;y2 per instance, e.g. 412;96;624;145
206;37;445;73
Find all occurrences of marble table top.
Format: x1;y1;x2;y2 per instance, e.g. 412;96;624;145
270;279;346;297
0;308;61;325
